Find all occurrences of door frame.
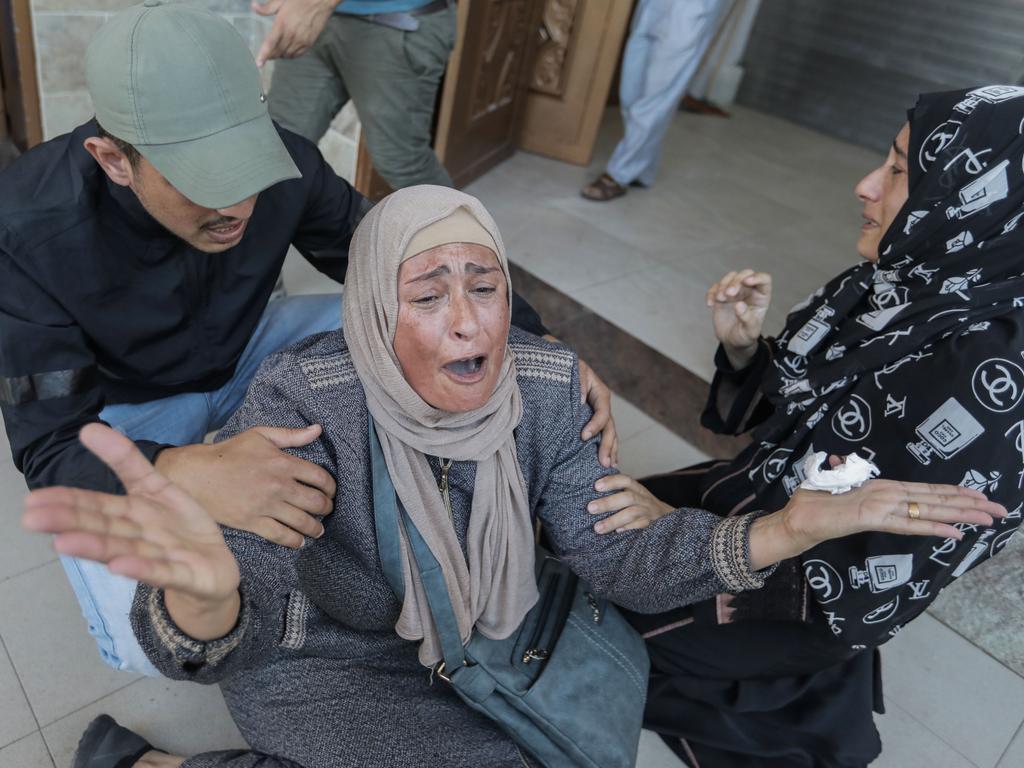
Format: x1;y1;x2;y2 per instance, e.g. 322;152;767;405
0;0;42;151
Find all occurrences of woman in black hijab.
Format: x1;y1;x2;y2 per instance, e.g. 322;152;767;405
596;86;1024;766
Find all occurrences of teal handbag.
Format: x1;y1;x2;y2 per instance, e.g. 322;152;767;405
369;421;650;768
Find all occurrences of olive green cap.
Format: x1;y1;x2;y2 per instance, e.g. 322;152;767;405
85;0;300;209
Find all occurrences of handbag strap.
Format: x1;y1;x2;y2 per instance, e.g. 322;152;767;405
369;417;469;674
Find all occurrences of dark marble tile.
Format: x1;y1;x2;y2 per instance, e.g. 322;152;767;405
509;262;590;333
510;262;749;460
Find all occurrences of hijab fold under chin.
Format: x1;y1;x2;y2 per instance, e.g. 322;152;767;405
342;185;538;666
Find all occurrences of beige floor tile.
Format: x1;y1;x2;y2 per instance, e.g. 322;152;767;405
872;701;976;767
0;641;37;749
636;729;684;768
500;206;664;295
0;732;53;768
0;458;57;584
997;722;1024;767
617;421;709;480
0;562;139;726
571;263;721;381
611;394;661;444
42;677;245;767
880;613;1024;767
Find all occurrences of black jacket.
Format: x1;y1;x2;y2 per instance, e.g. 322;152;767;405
0;121;546;493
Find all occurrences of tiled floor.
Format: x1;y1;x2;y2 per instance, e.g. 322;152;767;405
2;106;1022;767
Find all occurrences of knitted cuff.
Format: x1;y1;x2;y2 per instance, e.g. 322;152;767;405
147;587;248;667
710;512;777;592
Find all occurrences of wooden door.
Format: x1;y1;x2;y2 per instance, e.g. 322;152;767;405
517;0;634;165
434;0;542;187
353;0;543;198
0;0;42;154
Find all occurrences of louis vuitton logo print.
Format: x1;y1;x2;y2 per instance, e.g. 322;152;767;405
907;580;931;600
885;394;907;419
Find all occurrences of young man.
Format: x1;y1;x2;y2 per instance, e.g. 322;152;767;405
0;0;574;676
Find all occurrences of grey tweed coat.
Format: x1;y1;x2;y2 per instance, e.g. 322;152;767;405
132;328;762;768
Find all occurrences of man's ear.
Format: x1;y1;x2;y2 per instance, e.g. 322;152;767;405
83;137;134;187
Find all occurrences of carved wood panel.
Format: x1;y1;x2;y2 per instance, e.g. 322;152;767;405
517;0;634;165
469;0;533;121
531;0;579;97
433;0;543;188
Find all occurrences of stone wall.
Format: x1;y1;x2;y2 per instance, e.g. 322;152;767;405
28;0;360;180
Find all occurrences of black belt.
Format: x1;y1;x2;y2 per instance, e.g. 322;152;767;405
361;0;453;32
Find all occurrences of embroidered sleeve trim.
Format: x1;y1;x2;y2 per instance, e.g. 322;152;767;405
710;513;776;592
147;588;249;667
280;590;310;650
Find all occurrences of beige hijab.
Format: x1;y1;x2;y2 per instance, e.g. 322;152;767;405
343;185;538;666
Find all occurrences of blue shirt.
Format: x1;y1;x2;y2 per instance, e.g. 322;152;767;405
337;0;434;14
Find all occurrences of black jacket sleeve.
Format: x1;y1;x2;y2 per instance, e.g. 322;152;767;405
288;136;369;284
701;338;775;435
0;240;165;492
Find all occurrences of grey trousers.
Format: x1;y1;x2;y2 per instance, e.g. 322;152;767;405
268;8;455;190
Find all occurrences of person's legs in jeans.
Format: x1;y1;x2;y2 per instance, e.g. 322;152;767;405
62;393;212;675
62;295;341;675
607;0;724;187
333;9;456;189
267;17;350;143
210;293;343;424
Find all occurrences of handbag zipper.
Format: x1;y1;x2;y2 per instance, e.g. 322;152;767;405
438;457;454;522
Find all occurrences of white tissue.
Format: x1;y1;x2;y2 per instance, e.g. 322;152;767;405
799;451;879;494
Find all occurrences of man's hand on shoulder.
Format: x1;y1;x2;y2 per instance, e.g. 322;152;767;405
252;0;338;66
155;425;336;548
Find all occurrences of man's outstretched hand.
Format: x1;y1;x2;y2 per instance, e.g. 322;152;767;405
23;424;242;640
154;425;336;549
252;0;337;66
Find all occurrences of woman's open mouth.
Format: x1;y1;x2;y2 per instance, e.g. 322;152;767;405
443;355;488;384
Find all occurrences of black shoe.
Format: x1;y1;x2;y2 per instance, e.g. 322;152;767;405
72;714;153;768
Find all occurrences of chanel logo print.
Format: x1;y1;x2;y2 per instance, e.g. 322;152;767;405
919;120;961;171
804;559;843;604
972;358;1024;411
863;595;900;625
832;395;872;441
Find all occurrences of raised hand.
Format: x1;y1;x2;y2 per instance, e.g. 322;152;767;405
252;0;337;67
155;425;335;548
23;424;242;640
705;270;772;369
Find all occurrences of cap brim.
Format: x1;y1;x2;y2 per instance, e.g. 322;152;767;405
137;112;301;209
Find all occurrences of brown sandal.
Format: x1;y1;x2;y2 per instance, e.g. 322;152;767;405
581;172;628;202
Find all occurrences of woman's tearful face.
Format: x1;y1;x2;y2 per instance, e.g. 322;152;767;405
393;242;510;412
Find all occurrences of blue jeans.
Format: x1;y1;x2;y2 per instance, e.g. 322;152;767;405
606;0;724;186
60;294;343;675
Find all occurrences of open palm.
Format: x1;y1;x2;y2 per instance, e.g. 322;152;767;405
22;424;240;604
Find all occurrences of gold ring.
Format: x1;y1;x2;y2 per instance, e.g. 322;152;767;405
907;501;921;520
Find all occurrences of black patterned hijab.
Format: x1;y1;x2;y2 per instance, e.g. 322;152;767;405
705;87;1024;647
